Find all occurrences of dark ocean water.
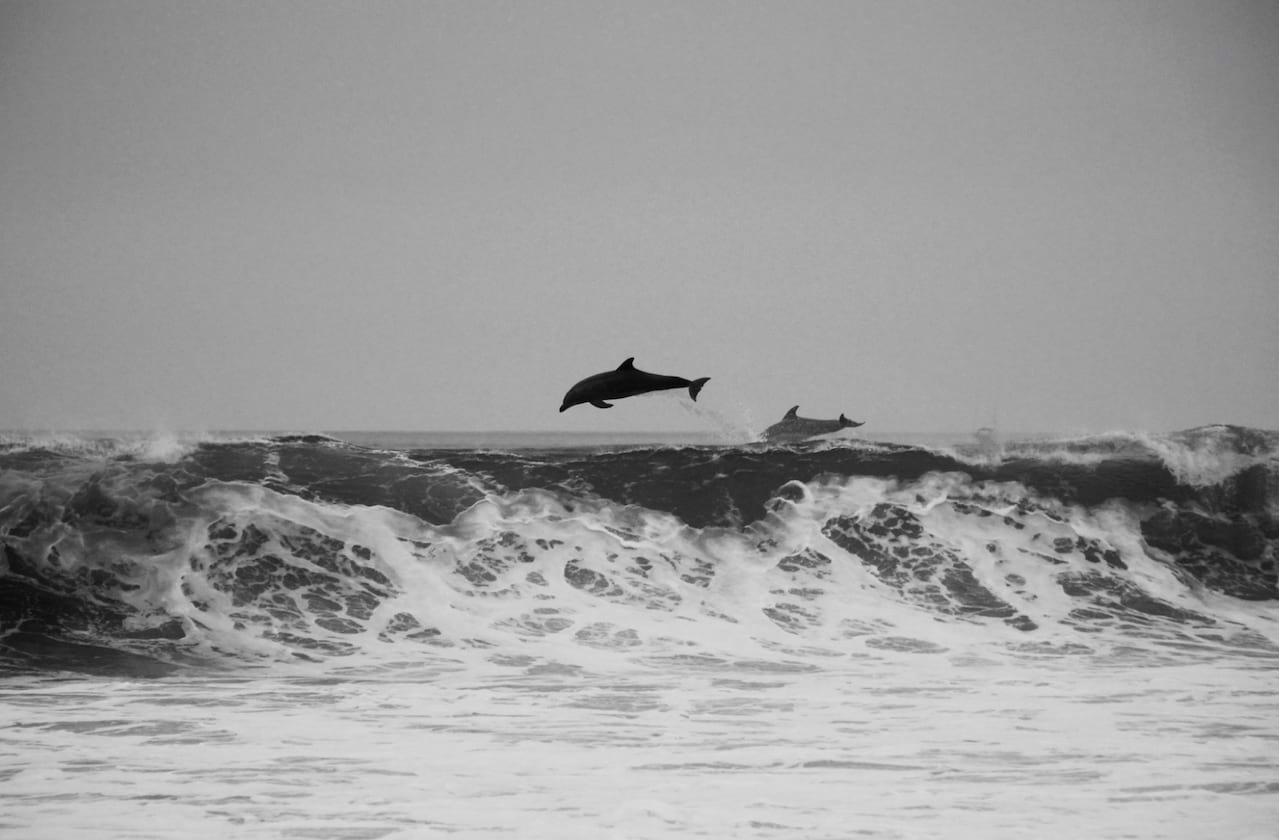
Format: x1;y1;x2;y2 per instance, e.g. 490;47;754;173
2;425;1277;838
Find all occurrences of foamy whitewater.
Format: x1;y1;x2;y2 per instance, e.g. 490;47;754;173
2;425;1278;839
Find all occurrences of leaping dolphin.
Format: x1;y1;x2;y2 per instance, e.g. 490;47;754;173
762;405;864;442
559;358;710;412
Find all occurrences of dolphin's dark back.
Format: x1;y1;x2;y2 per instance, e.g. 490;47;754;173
762;406;864;441
560;358;711;412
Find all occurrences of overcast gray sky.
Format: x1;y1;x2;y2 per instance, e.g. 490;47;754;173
2;0;1276;435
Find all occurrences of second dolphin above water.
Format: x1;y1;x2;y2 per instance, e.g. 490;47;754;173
762;405;864;442
559;358;710;412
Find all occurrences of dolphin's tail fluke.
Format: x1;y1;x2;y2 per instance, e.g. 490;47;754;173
688;377;710;402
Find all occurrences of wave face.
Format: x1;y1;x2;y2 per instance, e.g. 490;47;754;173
2;426;1277;674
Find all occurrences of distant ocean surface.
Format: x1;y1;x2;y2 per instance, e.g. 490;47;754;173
2;425;1278;839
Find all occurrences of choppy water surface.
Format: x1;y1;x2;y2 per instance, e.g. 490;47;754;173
5;646;1278;839
3;427;1278;838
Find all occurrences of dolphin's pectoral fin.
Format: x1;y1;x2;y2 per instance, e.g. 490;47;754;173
591;400;614;409
616;357;636;371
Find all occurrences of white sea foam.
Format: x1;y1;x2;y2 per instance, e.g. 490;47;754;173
4;433;1278;839
4;626;1276;839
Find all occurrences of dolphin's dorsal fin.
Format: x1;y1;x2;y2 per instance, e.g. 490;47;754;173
839;414;848;423
784;406;799;419
617;357;636;371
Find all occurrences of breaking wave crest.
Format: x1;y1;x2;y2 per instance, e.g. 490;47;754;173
2;426;1276;675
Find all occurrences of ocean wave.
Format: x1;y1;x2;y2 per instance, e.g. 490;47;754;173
0;430;285;464
1;428;1276;674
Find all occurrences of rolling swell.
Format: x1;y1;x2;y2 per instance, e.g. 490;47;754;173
1;427;1276;674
